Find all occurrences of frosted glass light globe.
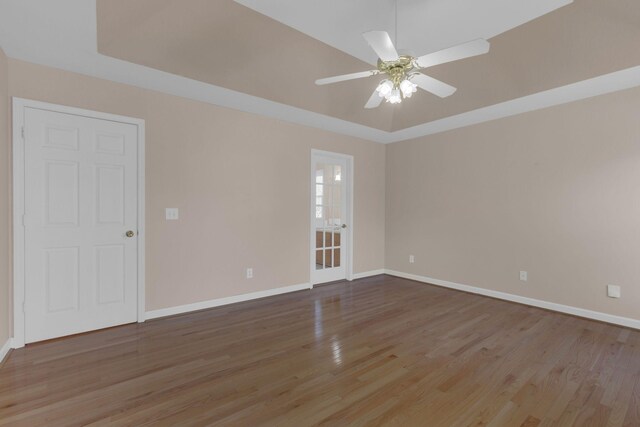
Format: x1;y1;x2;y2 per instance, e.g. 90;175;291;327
376;80;393;97
400;79;417;98
387;88;402;104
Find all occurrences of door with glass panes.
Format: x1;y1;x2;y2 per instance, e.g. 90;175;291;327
311;152;348;284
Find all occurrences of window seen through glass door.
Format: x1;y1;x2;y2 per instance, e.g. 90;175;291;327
315;163;342;270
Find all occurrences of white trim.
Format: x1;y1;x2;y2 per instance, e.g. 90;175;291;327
347;158;354;281
384;270;640;330
352;269;385;280
136;119;146;323
309;153;316;284
11;97;146;348
0;338;12;364
2;3;639;145
145;283;312;320
12;100;26;349
309;150;354;285
388;66;640;143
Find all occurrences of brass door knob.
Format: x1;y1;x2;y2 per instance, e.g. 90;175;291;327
125;230;135;238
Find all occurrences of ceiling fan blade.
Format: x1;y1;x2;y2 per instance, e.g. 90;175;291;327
315;70;378;85
415;39;490;69
411;73;457;98
364;89;383;109
362;31;399;62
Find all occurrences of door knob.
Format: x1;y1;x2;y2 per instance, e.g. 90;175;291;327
125;230;135;238
341;224;347;229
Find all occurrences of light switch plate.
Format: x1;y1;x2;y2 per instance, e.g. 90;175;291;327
607;285;621;298
165;208;179;220
520;271;528;282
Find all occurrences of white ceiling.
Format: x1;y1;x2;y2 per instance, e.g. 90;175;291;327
1;0;639;143
235;0;573;65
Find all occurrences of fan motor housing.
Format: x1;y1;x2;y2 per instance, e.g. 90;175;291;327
377;55;415;86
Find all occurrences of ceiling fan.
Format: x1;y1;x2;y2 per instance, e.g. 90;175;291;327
315;31;490;109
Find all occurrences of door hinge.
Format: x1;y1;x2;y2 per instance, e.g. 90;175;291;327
22;214;26;227
21;126;25;140
22;301;26;313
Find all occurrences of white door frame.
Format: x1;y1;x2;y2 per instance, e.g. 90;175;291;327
309;149;354;286
12;97;146;348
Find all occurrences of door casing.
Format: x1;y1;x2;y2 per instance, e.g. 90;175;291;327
310;149;354;286
12;97;146;348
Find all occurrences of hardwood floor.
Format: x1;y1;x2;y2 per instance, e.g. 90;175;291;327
1;274;639;426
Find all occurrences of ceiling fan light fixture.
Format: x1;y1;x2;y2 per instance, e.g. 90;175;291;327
315;29;490;109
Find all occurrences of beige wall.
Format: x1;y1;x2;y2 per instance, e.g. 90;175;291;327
7;59;386;313
0;48;9;345
386;87;640;320
4;54;638;337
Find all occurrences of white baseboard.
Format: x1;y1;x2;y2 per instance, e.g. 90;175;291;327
145;282;312;320
0;338;12;364
352;269;386;280
385;269;640;330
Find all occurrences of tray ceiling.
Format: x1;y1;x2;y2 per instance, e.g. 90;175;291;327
1;0;639;143
234;0;573;66
96;0;640;132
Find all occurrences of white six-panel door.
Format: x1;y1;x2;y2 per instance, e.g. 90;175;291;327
23;107;139;343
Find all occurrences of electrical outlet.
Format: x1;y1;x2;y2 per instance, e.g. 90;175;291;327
520;271;528;282
246;268;253;279
409;255;415;264
607;285;621;298
165;208;179;220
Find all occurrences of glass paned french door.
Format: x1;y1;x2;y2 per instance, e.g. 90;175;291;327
311;152;349;284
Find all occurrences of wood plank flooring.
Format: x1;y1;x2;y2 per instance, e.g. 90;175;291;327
1;274;639;426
